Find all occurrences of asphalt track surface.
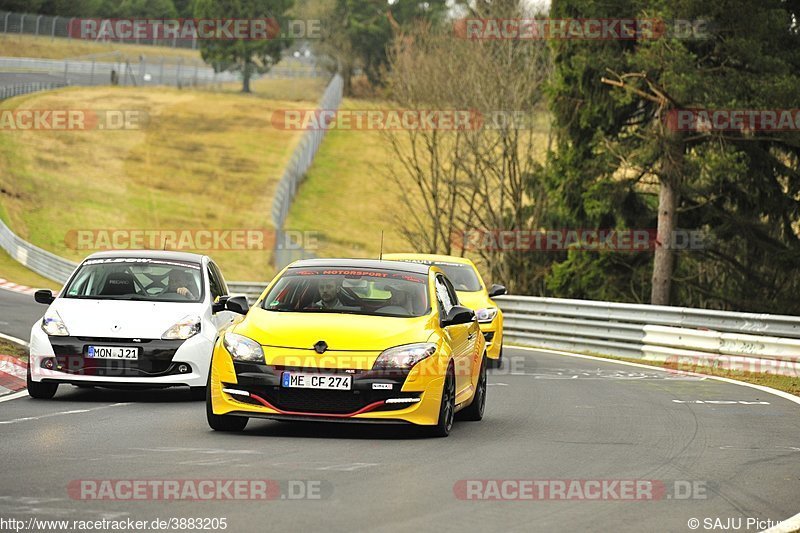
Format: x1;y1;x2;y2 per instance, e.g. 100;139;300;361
0;287;43;340
0;289;799;532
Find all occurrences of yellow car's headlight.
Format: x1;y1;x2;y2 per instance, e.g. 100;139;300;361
372;343;436;371
475;307;498;323
223;332;264;363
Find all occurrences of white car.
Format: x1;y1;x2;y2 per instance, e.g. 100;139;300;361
28;250;250;399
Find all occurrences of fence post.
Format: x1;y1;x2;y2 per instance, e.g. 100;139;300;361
51;16;57;40
68;17;74;39
63;60;68;84
4;12;9;33
19;14;24;33
35;14;41;36
159;58;164;84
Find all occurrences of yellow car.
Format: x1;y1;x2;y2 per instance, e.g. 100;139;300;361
383;254;505;367
206;258;487;437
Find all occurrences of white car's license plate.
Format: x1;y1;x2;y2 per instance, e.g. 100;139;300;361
87;346;139;360
281;372;351;390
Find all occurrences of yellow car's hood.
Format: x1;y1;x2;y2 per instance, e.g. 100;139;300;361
456;290;493;311
236;306;434;351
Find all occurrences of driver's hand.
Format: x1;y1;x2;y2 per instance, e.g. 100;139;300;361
176;287;191;297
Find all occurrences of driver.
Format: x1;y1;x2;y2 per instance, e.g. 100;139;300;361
167;270;196;299
312;276;345;309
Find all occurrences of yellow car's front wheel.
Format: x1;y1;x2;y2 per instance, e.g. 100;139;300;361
427;363;456;438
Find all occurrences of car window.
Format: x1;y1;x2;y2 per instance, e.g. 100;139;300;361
209;261;228;296
434;262;483;292
442;276;461;306
435;275;455;315
62;258;203;302
207;264;224;301
261;267;430;318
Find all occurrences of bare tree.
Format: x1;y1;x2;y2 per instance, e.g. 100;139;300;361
384;4;551;291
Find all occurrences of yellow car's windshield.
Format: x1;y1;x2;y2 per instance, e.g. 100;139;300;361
261;267;430;317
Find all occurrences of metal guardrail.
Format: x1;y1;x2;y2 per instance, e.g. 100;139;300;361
0;81;66;100
226;282;266;303
497;295;800;375
271;73;343;270
0;218;78;283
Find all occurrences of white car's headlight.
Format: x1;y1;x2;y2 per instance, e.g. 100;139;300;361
223;332;264;362
475;307;498;323
41;309;69;336
161;315;201;340
372;343;436;371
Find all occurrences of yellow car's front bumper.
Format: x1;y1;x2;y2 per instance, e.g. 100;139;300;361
479;314;503;360
209;341;447;426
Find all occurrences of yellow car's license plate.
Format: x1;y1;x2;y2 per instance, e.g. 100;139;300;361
281;372;352;390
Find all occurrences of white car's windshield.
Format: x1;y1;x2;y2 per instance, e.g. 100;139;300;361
62;258;204;303
261;267;430;317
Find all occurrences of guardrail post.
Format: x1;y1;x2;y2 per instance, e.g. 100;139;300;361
159;58;164;84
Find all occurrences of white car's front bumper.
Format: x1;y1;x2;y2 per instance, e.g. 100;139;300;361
29;324;214;388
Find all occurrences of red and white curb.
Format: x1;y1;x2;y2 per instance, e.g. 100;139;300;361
0;355;26;395
0;333;29;402
0;277;37;295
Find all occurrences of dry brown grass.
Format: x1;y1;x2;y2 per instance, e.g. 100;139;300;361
0;82;324;281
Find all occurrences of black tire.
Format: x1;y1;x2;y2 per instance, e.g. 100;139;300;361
206;382;248;432
27;365;58;399
458;354;487;422
189;386;206;401
427;363;456;438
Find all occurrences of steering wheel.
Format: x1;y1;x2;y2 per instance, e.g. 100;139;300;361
340;286;362;305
